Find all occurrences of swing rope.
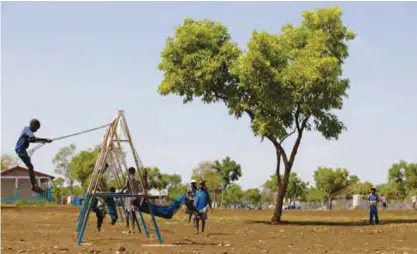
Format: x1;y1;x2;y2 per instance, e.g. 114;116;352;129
28;123;111;157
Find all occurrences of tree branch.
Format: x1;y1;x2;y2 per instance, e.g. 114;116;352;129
287;115;310;171
280;128;296;144
267;135;289;169
294;102;302;132
276;148;282;188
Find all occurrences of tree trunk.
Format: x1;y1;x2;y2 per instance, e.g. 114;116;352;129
328;197;333;210
220;184;225;208
270;119;308;222
271;173;290;222
69;179;74;194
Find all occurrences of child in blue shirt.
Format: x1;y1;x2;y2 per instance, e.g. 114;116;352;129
368;187;380;224
194;180;212;234
15;119;52;193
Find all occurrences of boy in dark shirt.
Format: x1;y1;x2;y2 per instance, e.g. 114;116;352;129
92;187;119;233
15;119;52;193
106;187;118;225
368;187;380;224
186;180;198;224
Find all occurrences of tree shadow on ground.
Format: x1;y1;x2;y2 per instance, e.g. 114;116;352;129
245;219;417;227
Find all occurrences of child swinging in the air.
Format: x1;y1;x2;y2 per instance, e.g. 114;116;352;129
15;119;52;193
92;187;119;233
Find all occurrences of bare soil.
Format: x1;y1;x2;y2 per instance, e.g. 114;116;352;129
1;206;417;254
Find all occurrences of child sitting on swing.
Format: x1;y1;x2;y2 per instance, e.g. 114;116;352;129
129;168;203;220
92;186;118;233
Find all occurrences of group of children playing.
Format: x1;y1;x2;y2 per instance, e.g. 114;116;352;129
16;118;213;234
90;167;212;234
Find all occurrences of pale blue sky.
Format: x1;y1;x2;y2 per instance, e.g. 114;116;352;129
1;2;416;189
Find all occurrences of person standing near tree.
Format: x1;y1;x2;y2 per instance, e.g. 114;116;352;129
412;195;416;209
368;188;380;225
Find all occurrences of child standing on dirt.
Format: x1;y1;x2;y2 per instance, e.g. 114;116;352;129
121;167;140;234
186;180;198;225
15;119;52;194
368;187;380;225
194;180;213;234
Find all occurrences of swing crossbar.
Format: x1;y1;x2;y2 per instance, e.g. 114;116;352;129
93;192;167;198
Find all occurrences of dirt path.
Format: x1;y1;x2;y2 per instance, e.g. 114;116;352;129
1;206;417;254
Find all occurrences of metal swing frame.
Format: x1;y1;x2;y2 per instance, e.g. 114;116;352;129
76;110;163;245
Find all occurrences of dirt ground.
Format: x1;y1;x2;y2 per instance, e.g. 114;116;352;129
1;206;417;254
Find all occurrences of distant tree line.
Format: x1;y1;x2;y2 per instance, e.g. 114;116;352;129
3;146;415;207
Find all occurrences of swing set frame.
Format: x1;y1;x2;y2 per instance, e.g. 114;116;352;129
76;110;163;245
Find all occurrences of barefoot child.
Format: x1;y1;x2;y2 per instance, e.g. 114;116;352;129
194;180;212;234
186;180;198;225
107;187;119;225
15;119;52;193
121;167;141;233
92;196;106;233
92;186;118;232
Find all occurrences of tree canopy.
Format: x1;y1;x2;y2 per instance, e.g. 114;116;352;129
388;161;417;199
52;144;76;192
69;147;99;188
158;6;355;222
213;156;242;207
263;172;308;202
1;154;20;170
313;167;350;199
191;161;222;192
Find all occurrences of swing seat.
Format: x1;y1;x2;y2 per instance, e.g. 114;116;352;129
137;195;194;219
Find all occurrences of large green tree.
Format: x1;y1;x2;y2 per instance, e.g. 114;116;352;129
244;188;262;208
388;161;417;199
306;187;327;202
52;144;76;193
313;167;350;208
69;147;99;188
52;177;67;203
224;183;244;207
191;161;222;191
168;184;188;200
263;172;308;203
192;161;222;205
144;166;182;190
212;156;242;208
158;6;355;222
